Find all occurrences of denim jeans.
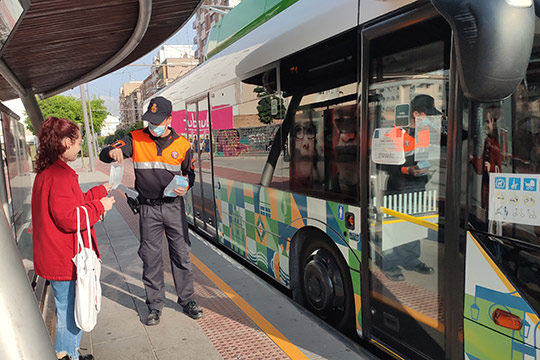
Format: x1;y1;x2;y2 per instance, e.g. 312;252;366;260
50;280;82;360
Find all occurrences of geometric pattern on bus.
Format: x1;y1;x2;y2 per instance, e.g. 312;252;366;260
464;233;540;359
213;177;363;330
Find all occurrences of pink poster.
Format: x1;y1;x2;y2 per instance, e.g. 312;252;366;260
211;105;233;130
171;105;233;135
186;110;209;136
171;110;186;134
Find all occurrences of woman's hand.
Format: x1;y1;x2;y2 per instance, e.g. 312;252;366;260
100;196;115;212
103;183;113;192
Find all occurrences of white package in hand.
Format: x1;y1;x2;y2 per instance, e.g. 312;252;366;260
163;175;188;197
109;164;124;189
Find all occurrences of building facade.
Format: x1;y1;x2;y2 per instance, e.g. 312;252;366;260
100;115;120;136
193;0;242;63
119;81;143;128
141;45;198;100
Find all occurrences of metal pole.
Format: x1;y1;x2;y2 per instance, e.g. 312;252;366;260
19;90;45;134
79;85;95;172
0;204;56;360
86;84;99;157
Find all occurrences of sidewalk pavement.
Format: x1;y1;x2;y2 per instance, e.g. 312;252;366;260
73;159;222;360
71;158;374;360
84;208;224;360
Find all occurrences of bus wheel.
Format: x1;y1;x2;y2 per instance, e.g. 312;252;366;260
300;238;354;333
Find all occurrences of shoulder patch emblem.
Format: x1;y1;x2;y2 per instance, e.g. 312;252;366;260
171;151;179;159
112;140;125;148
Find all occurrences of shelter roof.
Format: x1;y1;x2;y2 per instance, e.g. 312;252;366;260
0;0;200;100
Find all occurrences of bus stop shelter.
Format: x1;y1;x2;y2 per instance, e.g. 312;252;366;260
0;1;201;359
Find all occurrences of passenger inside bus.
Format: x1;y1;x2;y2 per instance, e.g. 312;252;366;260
381;94;438;281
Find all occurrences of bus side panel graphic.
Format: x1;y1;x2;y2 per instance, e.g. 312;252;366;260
214;177;362;330
464;233;540;359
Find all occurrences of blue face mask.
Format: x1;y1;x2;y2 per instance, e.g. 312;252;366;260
149;123;166;136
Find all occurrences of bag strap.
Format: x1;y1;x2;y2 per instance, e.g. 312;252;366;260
80;206;92;251
76;207;83;254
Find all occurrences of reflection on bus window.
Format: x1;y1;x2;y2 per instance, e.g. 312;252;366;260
284;80;358;203
468;63;540;317
330;104;358;197
211;72;287;187
290;110;322;190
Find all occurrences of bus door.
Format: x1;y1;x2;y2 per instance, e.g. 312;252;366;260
187;97;217;237
363;13;451;359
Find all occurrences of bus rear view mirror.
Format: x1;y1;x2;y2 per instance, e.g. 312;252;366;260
430;0;535;102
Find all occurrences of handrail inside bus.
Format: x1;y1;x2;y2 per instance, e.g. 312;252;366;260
260;92;303;186
380;206;439;231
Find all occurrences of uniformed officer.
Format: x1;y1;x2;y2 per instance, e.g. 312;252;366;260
99;96;203;325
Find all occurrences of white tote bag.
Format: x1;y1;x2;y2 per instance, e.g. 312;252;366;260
72;206;102;331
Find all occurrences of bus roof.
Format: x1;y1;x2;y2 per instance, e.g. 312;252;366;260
153;0;417;108
205;0;300;60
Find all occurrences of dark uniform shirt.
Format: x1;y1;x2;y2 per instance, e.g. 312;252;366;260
99;127;195;200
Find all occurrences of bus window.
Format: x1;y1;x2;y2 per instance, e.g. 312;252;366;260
467;25;540;319
280;27;358;203
285;95;358;203
367;16;450;359
212;69;287;187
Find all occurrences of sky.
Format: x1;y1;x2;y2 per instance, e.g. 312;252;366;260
6;16;196;120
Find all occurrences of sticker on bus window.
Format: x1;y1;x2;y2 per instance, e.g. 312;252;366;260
489;173;540;226
394;104;410;127
371;127;405;165
413;115;442;162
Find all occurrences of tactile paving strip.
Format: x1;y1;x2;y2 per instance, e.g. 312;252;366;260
193;268;290;360
96;161;290;359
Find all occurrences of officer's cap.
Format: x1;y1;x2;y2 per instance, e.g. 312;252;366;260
142;96;172;124
411;94;442;116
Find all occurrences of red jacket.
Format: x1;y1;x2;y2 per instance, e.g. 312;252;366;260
31;160;107;280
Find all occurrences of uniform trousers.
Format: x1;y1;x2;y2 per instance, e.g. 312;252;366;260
138;197;194;310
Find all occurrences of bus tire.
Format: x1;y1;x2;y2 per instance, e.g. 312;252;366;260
300;236;354;333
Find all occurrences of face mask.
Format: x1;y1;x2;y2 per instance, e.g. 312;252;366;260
149;123;166;136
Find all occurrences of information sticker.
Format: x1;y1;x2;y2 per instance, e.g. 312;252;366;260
489;173;540;226
371;127;405;165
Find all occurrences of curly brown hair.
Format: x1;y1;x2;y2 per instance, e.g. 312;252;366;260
35;117;80;173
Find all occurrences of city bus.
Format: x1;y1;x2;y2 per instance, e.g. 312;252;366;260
149;0;540;358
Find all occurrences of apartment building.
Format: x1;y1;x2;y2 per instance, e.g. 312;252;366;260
119;81;143;128
193;0;242;63
141;45;198;100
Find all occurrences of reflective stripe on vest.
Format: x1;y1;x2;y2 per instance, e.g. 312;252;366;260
131;129;190;169
133;161;182;172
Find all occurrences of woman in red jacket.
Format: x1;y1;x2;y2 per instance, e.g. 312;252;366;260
31;117;115;360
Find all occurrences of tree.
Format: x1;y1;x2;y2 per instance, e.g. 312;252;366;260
254;86;286;124
24;95;109;135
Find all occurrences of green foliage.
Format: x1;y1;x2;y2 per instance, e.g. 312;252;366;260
24;95;109;136
254;86;286;124
127;121;144;132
